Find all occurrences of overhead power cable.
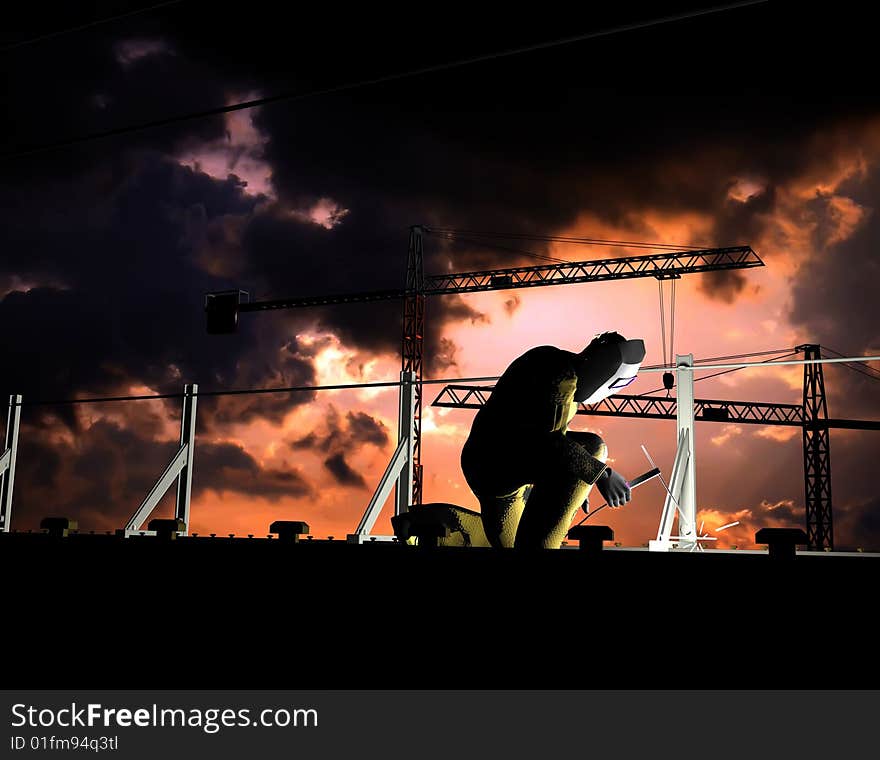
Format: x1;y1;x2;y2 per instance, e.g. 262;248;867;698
11;375;503;407
427;227;710;251
1;1;186;53
640;350;799;396
14;349;870;408
429;230;571;265
692;348;791;363
833;362;880;383
659;280;668;367
2;1;769;160
821;346;880;383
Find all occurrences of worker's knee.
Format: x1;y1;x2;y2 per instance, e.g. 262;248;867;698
479;490;527;549
567;431;607;460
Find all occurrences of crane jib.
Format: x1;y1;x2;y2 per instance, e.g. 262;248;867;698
234;246;763;311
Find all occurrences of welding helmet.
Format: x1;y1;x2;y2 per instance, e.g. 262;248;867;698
576;331;646;404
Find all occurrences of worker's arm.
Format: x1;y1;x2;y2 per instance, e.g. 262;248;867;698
566;427;629;503
595;467;632;508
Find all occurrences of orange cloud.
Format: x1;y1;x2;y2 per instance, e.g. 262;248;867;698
697;499;800;549
754;426;800;443
710;425;743;447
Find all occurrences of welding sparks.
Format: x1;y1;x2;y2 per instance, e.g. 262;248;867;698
715;521;740;533
641;444;685;519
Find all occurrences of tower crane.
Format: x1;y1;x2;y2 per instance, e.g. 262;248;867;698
205;226;763;511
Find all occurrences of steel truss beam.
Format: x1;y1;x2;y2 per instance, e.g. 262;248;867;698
235;246;763;312
432;386;806;426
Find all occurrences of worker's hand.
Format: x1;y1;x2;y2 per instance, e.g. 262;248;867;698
597;467;631;509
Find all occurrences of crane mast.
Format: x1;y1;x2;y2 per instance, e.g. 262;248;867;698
205;225;764;510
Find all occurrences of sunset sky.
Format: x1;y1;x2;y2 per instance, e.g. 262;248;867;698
1;1;878;550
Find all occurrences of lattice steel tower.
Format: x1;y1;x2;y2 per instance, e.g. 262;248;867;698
799;344;833;550
402;226;426;506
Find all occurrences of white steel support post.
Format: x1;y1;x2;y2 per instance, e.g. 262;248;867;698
124;383;198;535
352;439;408;539
350;373;414;542
175;383;198;532
396;370;416;517
675;353;697;548
650;428;690;552
0;394;22;533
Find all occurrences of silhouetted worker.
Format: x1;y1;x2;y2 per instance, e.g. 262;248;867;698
391;332;645;549
461;331;645;549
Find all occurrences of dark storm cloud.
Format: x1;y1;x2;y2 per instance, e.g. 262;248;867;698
504;295;521;317
699;187;778;302
837;496;880;551
441;295;490;326
291;408;389;453
4;2;875;403
323;452;367;489
232;199;412;360
287;406;387;498
3;1;880;543
812;433;880;551
432;337;461;374
244;65;869;355
758;499;799;525
0;156;327;436
10;419;179;529
14;435;62;493
290;432;319;450
290;407;344;453
192;440;312;499
197;337;319;434
1;14;292;429
789;165;880;414
698;269;747;305
9;418;314;530
346;411;390;448
3;27;231;183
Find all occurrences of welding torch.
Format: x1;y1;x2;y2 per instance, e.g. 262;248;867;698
573;466;661;528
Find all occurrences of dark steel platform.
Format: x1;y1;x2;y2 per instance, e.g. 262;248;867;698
3;532;877;687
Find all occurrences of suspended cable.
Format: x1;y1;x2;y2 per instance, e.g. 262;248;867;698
658;280;667;367
12;350;868;407
655;355;880;371
692;348;793;363
640;349;791;371
2;1;770;161
16;381;400;407
427;227;709;251
821;346;850;359
11;375;503;407
642;348;796;393
640;350;799;396
690;350;798;380
572;502;610;528
431;231;570;265
826;358;880;384
1;1;185;53
821;346;880;380
669;278;676;362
